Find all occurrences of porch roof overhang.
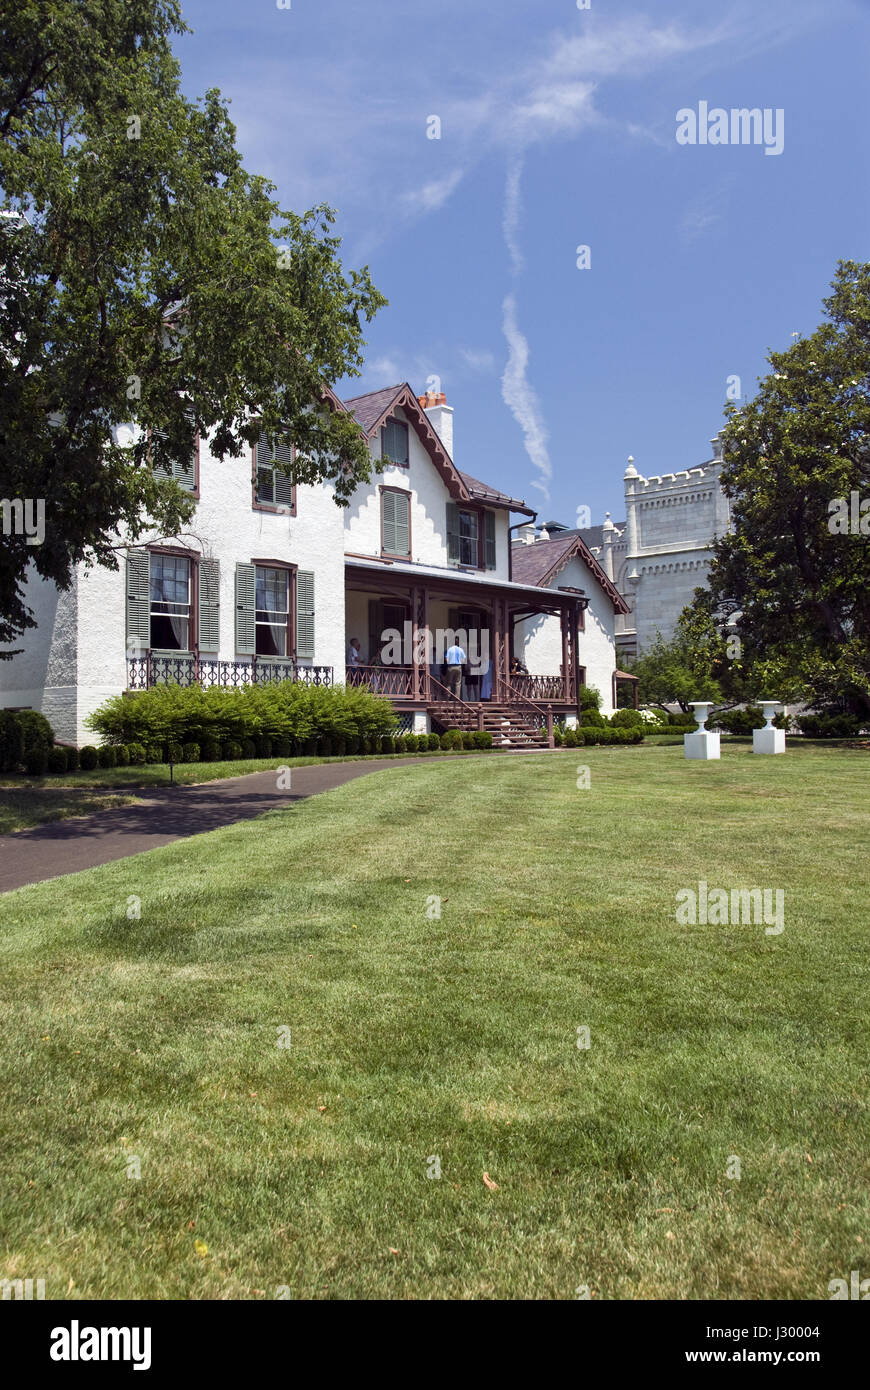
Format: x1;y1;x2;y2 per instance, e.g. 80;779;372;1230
344;555;581;613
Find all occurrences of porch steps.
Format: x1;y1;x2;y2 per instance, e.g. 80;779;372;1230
427;701;551;748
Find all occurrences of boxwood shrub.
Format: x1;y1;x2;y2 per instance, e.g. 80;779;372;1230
440;729;464;751
182;742;201;763
79;745;99;770
98;745;117;768
25;747;49;776
167;741;184;764
224;740;243;760
611;708;644;728
0;709;55;773
47;747;69;774
115;744;131;766
65;745;80;771
199;739;221;762
146;744;164;764
127;742;146;765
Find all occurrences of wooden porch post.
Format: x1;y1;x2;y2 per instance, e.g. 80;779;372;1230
546;704;554;749
411;585;429;704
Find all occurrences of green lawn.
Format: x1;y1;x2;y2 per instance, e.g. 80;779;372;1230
0;787;140;834
0;743;866;1299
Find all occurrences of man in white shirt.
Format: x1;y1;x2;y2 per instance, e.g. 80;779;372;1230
444;639;467;698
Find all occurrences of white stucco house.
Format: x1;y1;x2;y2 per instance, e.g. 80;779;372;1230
1;381;626;745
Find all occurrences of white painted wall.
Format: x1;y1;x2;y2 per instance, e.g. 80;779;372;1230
515;552;619;715
0;430;346;745
343;405;511;577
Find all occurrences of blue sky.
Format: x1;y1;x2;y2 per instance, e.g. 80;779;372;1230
175;0;870;526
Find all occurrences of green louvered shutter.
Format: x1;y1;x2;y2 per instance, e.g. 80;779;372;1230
296;570;315;659
235;562;256;655
273;443;294;508
381;490;397;554
126;549;151;649
484;510;497;570
446;502;461;564
393;490;410;556
175;443;196;492
150;429;172;481
199;559;220;652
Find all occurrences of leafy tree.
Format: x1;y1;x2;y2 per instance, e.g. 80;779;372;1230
702;261;870;716
626;612;724;713
0;0;386;650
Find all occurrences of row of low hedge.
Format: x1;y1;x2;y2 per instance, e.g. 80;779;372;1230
0;709;55;772
554;726;644;747
15;729;497;775
87;680;399;749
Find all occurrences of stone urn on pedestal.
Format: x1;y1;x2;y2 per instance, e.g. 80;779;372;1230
684;701;720;760
753;700;786;755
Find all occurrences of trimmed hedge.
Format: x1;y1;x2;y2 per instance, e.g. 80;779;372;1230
0;708;54;772
47;747;69;774
25;747;49;775
87;680;399;753
611;708;644;728
79;745;99;770
797;713;864;738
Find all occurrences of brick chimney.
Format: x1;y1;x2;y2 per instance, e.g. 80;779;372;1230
418;390;454;460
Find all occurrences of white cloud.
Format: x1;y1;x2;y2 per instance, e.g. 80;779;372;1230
459;347;496;372
501;294;552;502
399;169;465;216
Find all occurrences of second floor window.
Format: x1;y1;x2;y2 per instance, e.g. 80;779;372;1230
150;554;191;650
150;416;197;492
255;565;289;656
255;432;295;510
382;418;409;467
381;488;411;557
458;509;479;567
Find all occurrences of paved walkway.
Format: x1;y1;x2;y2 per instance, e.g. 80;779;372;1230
0;757;449;895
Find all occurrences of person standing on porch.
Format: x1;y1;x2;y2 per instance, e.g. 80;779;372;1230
348;637;363;668
445;637;466;698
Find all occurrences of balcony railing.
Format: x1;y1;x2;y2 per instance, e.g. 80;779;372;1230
127;653;333;691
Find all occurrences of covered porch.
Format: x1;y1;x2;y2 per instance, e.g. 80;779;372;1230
344;558;587;744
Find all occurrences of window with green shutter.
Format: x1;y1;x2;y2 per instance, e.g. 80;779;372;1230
150;420;197;491
382;418;409;466
296;570;315;660
446;502;460;565
235;562;256;655
126;549;151;651
199;559;220;652
381;488;410;557
484;510;497;570
255;431;295;511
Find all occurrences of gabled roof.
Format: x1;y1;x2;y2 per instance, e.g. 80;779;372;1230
343;382;471;500
511;533;630;614
342;382;535;514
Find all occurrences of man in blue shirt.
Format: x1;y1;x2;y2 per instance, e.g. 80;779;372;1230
444;638;467;698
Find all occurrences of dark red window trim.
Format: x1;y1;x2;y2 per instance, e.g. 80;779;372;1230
251;428;298;517
251;557;298;660
380;416;410;469
379;484;412;560
145;543;200;652
453;501;493;572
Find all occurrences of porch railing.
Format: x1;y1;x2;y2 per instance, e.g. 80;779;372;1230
127;654;333;691
512;673;568;703
346;664;415;698
494;672;554;748
428;674;484;731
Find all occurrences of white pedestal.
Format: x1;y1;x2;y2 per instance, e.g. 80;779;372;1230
753;726;786;755
684;730;720;760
